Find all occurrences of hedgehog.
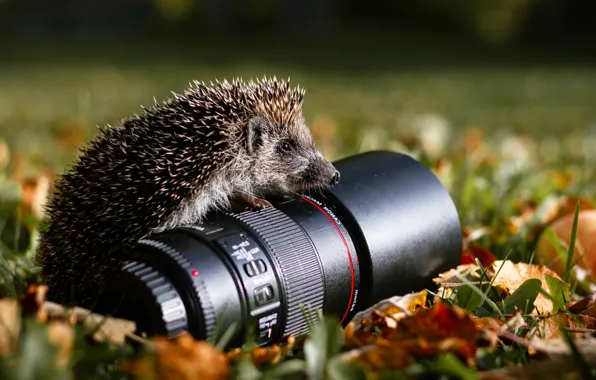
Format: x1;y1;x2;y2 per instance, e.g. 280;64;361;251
36;76;340;306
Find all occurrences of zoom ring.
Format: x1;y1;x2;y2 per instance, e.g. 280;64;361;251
122;261;188;338
137;239;218;339
232;207;325;336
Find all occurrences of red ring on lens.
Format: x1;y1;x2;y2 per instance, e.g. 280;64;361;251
299;195;355;325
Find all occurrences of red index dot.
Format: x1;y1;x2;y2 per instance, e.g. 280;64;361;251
191;269;199;277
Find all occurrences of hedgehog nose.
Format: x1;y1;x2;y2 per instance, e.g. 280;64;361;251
331;170;341;185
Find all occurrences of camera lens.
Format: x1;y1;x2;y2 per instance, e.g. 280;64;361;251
94;150;462;348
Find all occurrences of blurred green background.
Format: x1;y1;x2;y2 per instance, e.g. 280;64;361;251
0;0;595;173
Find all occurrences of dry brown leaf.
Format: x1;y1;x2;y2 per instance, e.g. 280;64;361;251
477;355;591;380
473;316;505;331
489;260;564;314
462;226;490;245
119;357;157;380
227;334;295;366
17;286;135;345
455;127;494;166
251;346;283;366
434;260;565;315
19;284;49;322
543;196;594;227
44;301;136;344
536;209;596;278
344;301;479;370
528;337;596;357
0;298;20;356
530;313;596;340
19;173;50;221
339;342;417;372
347;290;428;336
501;196;592;244
473;316;506;351
567;291;596;318
0;139;9;170
433;264;485;286
122;333;229;380
47;320;75;368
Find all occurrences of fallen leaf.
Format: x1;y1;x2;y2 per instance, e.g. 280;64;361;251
395;302;479;362
0;139;9;170
489;261;566;314
227;335;295;367
343;301;480;370
47;321;74;369
542;196;594;227
477;355;592;380
567;291;596;318
350;289;429;324
528;337;596;357
345;290;428;348
460;245;496;266
435;260;567;315
456;127;493;165
536;209;596;279
498;134;539;165
531;313;596;340
123;333;229;380
508;200;539;234
44;301;136;344
19;173;50;221
339;342;416;372
462;226;490;245
19;284;49;322
0;298;20;356
473;317;503;351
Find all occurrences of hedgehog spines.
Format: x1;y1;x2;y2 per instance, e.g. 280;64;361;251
37;76;311;305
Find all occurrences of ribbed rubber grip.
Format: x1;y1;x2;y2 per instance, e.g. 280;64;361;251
122;260;188;338
230;207;325;335
137;239;217;339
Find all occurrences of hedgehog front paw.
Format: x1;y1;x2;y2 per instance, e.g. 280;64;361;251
250;197;273;210
230;192;273;213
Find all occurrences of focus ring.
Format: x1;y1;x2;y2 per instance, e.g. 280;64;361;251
122;260;188;338
137;239;217;339
231;207;325;335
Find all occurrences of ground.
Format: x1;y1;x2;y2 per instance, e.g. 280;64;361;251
1;38;596;379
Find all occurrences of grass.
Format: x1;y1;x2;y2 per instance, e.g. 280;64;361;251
1;40;596;379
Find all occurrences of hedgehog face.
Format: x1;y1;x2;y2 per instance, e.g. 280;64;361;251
245;116;340;195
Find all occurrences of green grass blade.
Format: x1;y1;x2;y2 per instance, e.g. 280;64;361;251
564;203;580;283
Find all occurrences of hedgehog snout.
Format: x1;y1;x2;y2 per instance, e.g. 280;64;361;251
318;158;340;187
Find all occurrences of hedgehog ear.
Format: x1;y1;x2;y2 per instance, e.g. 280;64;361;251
247;116;266;154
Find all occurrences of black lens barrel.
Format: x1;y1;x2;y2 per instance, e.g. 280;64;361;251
95;150;462;347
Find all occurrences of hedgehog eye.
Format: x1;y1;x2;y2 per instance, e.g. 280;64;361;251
278;140;294;153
